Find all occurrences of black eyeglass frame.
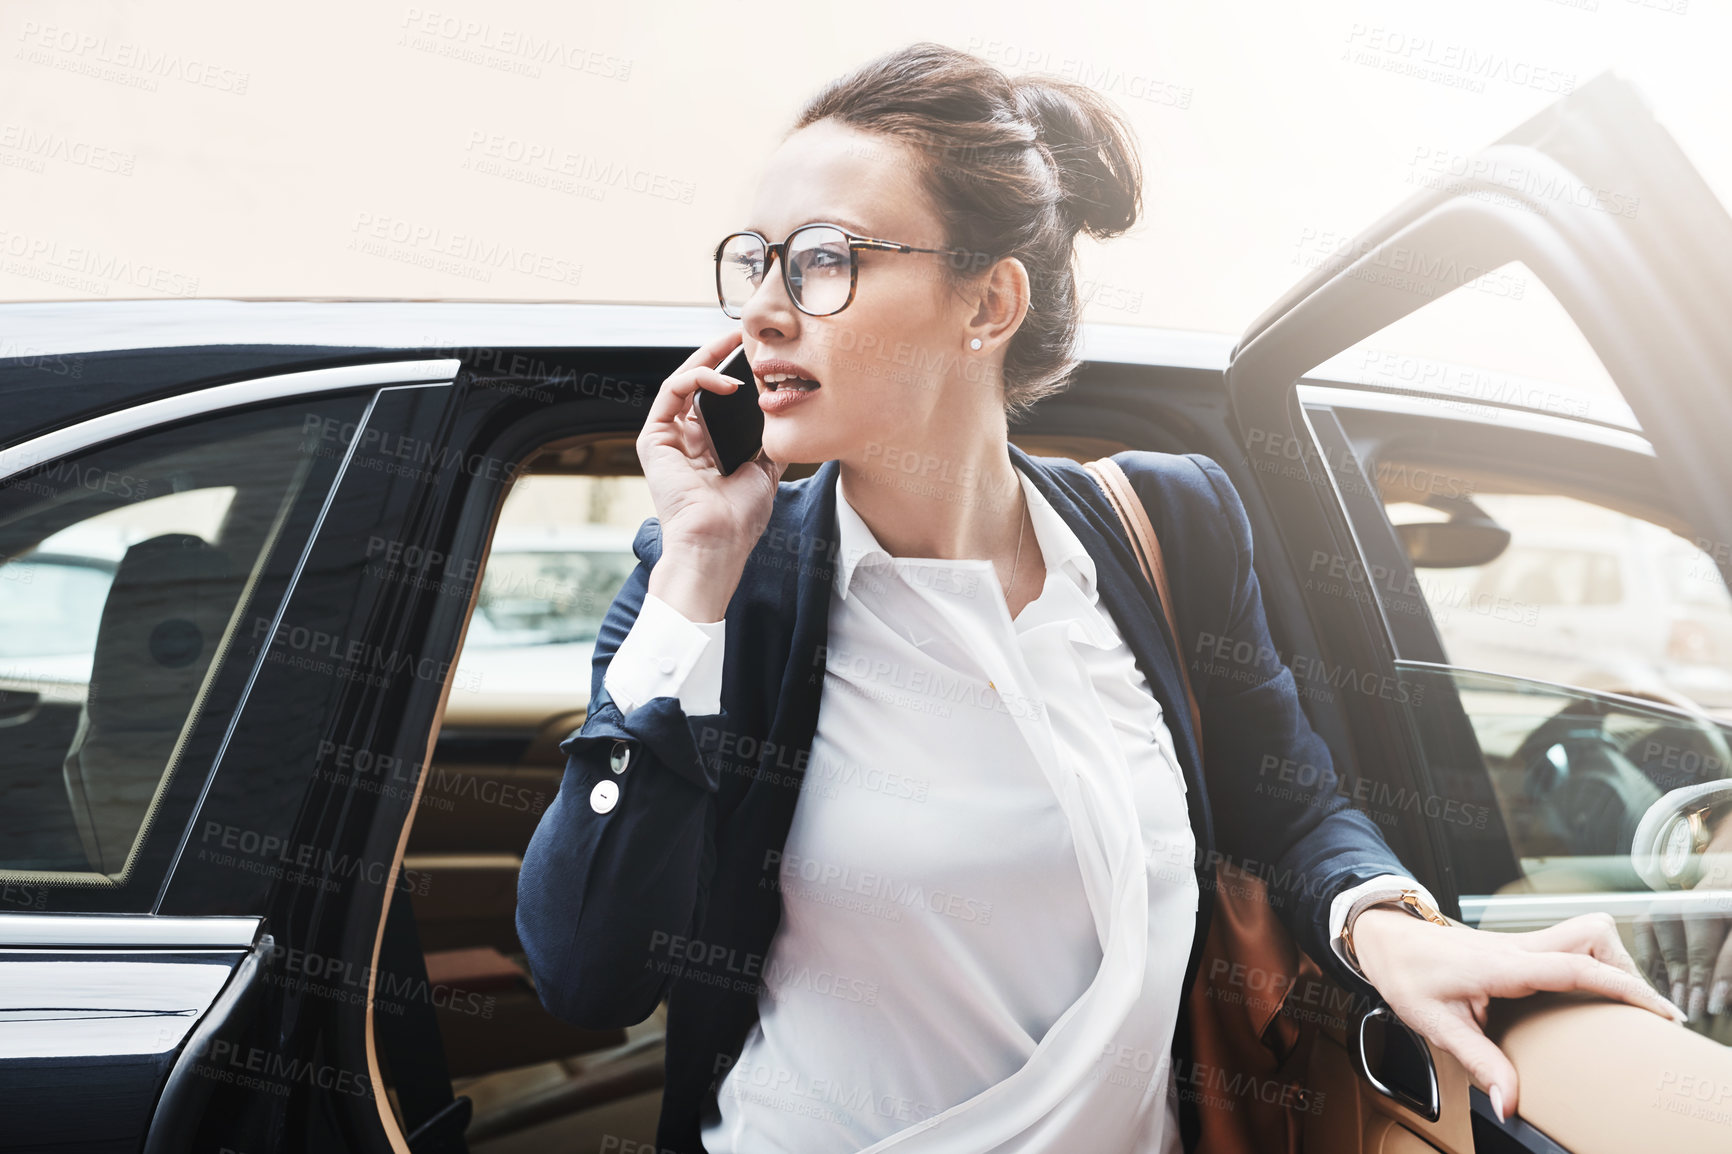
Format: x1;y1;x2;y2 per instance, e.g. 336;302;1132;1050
712;222;989;318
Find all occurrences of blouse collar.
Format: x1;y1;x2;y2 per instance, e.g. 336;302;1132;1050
831;458;1115;648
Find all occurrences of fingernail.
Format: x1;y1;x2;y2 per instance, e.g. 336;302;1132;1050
1711;982;1728;1017
720;375;743;385
1490;1084;1506;1123
1689;985;1708;1021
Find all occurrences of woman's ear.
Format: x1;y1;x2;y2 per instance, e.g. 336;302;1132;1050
964;256;1030;352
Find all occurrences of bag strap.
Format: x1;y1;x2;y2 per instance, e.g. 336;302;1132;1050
1083;456;1201;744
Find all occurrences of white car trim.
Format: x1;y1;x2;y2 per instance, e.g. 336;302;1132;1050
0;913;261;949
0;359;459;482
0;299;1239;370
1462;890;1732;931
1298;382;1655;455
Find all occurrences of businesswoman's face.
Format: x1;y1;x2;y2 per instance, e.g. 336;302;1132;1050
734;119;1009;467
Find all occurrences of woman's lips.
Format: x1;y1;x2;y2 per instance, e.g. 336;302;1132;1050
758;380;820;414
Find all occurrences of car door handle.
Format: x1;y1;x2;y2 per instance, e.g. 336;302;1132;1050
1351;1004;1441;1123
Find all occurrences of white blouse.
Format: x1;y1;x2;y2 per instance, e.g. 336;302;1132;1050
602;464;1424;1154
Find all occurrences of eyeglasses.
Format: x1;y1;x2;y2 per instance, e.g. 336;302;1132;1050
714;222;987;318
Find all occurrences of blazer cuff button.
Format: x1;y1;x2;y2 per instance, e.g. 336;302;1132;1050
590;779;620;814
609;740;632;774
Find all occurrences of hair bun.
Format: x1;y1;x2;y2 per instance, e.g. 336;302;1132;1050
790;42;1146;417
1011;76;1141;240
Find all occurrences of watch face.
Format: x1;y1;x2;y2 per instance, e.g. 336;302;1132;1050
1662;815;1694;879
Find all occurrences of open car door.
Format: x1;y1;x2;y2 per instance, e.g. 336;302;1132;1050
1226;73;1732;1153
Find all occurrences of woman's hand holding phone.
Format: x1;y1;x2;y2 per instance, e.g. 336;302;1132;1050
637;332;785;623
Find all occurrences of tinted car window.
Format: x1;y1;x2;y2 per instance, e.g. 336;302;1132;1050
0;397;363;891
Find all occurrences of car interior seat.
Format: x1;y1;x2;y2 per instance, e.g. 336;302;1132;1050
61;533;238;876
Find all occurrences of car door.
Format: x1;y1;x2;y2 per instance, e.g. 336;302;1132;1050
0;351;461;1153
1224;72;1732;1154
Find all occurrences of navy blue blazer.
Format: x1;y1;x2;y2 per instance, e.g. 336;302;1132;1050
516;443;1411;1153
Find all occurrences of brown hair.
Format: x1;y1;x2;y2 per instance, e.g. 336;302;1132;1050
792;41;1142;421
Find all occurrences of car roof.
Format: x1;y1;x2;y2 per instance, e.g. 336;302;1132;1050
0;299;1643;445
0;298;1236;367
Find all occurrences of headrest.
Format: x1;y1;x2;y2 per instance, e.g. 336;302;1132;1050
84;532;235;732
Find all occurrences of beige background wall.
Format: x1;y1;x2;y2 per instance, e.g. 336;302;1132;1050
1;0;1727;392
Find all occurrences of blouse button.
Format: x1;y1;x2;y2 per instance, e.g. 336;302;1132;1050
609;740;632;775
590;779;619;814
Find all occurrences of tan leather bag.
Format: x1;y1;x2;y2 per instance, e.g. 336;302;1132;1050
1085;456;1322;1154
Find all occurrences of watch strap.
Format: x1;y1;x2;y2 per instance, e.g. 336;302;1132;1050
1340;886;1448;972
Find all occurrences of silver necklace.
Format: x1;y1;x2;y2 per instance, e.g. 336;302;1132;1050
1005;487;1027;601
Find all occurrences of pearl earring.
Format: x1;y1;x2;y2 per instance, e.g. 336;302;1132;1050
970;338;982;350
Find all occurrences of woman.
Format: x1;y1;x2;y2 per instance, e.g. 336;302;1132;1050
517;41;1682;1154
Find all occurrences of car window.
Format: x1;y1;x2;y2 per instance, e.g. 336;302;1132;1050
470;547;638;646
1380;482;1732;929
1398;665;1726;878
449;473;650;710
1314;271;1732;1036
1384;492;1732;711
0;557;112;664
0;488;237;669
0;399;360;890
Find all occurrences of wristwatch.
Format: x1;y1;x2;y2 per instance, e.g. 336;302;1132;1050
1657;797;1732;889
1340;887;1451;973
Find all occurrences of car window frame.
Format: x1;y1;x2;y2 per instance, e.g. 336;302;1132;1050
0;359;457;918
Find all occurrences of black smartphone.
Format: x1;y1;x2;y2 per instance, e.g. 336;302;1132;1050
696;343;763;476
